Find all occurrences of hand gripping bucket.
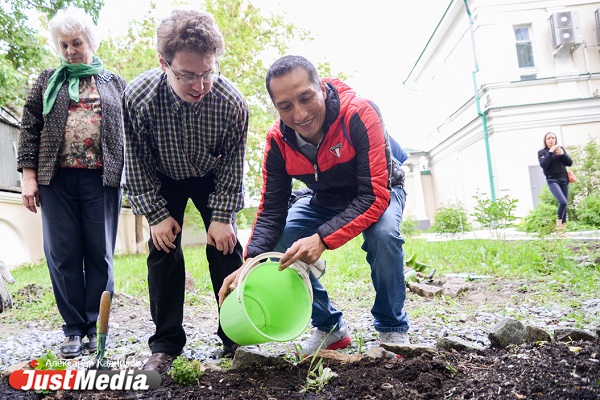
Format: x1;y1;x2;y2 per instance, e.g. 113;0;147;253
220;252;313;345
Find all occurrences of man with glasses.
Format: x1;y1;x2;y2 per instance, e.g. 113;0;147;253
122;9;248;374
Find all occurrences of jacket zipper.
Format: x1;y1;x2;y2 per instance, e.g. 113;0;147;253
313;164;318;181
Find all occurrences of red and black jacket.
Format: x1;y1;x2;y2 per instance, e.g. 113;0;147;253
246;78;396;258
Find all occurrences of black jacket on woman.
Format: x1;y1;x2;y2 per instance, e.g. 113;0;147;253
538;147;573;180
17;68;127;187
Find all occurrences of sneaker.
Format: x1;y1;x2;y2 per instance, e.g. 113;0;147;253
297;322;351;356
60;335;82;358
379;332;410;345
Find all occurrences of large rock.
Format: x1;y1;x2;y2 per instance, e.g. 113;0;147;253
488;318;528;349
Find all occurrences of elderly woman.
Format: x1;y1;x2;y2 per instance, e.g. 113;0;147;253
17;7;126;358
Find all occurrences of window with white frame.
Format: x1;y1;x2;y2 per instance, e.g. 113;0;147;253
514;26;537;80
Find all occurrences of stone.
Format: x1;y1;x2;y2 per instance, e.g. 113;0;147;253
442;279;469;298
436;336;484;352
365;346;398;359
307;350;363;364
231;347;292;370
380;343;438;358
553;328;598;343
488;318;528;349
407;282;443;297
526;325;551;343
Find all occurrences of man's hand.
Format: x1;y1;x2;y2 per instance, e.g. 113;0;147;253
218;267;243;307
207;221;237;255
279;233;326;270
150;217;181;253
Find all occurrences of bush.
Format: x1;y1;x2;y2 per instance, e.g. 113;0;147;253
576;194;600;228
471;189;518;234
401;214;419;237
431;202;471;234
521;201;556;235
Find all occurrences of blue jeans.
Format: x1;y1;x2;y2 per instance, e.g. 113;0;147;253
274;186;409;334
547;178;569;223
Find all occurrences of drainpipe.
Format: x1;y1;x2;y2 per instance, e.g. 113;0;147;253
464;0;496;201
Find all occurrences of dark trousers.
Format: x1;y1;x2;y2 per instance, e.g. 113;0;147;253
147;172;243;355
547;178;569;223
39;168;120;337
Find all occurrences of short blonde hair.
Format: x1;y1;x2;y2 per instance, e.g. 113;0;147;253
48;7;100;54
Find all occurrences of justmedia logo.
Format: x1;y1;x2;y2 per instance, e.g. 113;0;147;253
9;369;161;391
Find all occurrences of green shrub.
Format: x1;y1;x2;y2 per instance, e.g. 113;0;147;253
576;194;600;228
471;190;518;234
522;201;556;235
167;356;203;386
431;202;471;234
401;214;419;237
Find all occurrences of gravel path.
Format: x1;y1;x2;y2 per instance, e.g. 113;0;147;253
2;281;599;372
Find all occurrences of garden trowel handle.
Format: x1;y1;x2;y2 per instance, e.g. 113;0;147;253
98;291;111;335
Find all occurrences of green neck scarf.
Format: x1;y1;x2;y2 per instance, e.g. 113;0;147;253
42;56;104;116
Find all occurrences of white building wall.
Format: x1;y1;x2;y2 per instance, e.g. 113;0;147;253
405;0;600;226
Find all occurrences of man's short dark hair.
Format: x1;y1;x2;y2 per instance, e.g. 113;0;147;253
157;9;224;63
265;55;320;99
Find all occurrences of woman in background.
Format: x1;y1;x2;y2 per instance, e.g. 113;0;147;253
17;7;126;358
537;132;573;234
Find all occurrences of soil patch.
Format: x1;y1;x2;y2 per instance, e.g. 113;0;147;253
1;239;599;399
1;340;599;399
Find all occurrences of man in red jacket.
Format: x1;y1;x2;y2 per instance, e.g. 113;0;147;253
219;55;409;355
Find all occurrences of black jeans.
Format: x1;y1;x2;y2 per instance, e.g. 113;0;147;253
147;172;243;355
40;168;120;337
547;178;569;223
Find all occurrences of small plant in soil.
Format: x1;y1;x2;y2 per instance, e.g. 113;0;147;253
301;358;337;394
167;356;203;386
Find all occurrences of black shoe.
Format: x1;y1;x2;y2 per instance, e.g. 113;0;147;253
87;334;97;352
222;344;239;359
61;335;82;358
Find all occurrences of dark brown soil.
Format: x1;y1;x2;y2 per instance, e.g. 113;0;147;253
2;238;599;399
2;339;599;399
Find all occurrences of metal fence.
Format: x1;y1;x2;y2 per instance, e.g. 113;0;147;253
0;111;22;193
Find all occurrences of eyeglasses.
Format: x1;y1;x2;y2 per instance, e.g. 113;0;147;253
164;59;220;84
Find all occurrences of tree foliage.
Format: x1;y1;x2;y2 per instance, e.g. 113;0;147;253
0;0;103;109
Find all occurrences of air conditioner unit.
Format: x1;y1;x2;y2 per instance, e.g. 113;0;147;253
550;11;582;50
595;8;600;45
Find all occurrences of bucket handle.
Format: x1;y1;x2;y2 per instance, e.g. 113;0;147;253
236;252;315;302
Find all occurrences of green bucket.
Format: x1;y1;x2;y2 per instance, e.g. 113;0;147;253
220;252;313;346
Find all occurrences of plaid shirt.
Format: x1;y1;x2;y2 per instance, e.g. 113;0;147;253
122;68;248;225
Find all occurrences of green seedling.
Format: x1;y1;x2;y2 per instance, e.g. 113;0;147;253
300;325;338;393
